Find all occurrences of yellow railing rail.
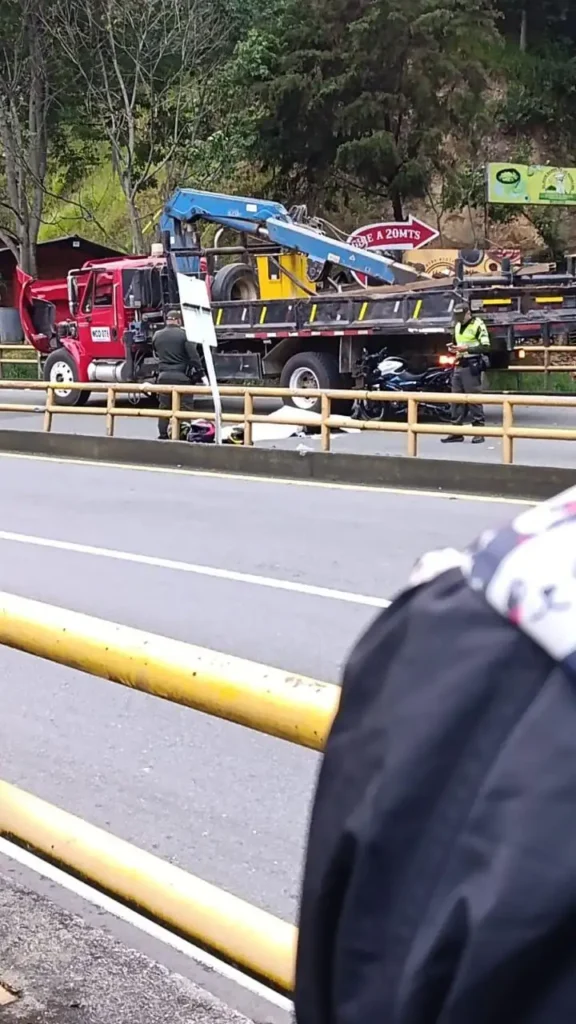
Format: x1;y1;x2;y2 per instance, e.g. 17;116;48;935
1;343;575;374
0;780;297;992
0;591;338;751
2;378;576;464
0;591;341;991
513;344;576;375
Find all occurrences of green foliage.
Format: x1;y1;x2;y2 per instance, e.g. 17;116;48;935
238;0;499;218
2;0;576;261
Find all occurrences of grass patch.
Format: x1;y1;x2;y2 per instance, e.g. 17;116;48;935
487;370;576;394
0;363;40;381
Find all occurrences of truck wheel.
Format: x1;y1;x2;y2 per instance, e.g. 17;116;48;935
280;352;343;415
211;263;259;302
44;349;90;407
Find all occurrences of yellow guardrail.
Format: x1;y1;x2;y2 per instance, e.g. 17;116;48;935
0;344;41;378
0;343;574;375
0;590;341;991
0;780;297;990
2;378;576;464
0;591;338;750
514;344;576;374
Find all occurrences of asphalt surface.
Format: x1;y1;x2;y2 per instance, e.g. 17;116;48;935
1;388;576;468
0;453;530;1014
0;872;250;1024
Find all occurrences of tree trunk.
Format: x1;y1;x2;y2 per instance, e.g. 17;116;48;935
127;196;145;253
392;193;404;221
0;4;48;280
519;6;527;51
117;163;145;253
19;238;38;278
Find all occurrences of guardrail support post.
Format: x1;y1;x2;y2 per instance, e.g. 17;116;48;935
106;388;115;437
407;398;418;457
243;390;253;446
170;388;181;441
502;399;514;464
43;385;54;433
321;393;331;452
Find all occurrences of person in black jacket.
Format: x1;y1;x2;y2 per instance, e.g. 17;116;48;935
153;311;203;439
296;488;576;1024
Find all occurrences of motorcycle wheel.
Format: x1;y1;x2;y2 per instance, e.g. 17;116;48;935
352;400;388;421
419;402;451;423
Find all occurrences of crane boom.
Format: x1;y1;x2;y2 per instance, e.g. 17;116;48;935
160;188;401;284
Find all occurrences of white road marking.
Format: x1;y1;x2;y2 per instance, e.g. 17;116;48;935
0;529;391;610
0;451;533;505
0;837;292;1012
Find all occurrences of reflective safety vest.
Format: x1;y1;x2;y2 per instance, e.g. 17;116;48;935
454;317;490;352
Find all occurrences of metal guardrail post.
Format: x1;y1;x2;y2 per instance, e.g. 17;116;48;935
243;390;253;446
106;387;115;437
502;399;514;464
407;398;418;457
43;383;54;432
321;392;331;452
170;388;181;440
0;779;296;991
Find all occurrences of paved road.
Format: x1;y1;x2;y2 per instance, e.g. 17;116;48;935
1;388;576;467
0;454;530;1010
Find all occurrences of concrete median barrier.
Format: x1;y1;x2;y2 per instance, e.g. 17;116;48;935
0;428;574;501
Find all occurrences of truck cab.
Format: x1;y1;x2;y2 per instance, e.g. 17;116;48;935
31;258;167;403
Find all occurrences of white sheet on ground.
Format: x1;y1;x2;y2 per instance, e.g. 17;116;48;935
221;404;360;442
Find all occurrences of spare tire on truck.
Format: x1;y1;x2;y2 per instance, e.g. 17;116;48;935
280;351;347;416
211;263;259;302
44;349;90;407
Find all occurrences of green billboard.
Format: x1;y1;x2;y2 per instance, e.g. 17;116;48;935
487;163;576;206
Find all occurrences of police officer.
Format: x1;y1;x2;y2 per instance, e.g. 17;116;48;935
153;310;203;439
441;302;490;445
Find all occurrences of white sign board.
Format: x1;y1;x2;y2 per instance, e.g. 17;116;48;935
176;274;217;348
175;272;221;444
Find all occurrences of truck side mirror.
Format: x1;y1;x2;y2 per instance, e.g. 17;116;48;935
68;274;79;316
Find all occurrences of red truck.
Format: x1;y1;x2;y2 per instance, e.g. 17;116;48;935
16;250;576;413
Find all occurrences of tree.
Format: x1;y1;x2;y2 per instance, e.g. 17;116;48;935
249;0;498;220
498;0;575;50
0;0;56;275
45;0;228;252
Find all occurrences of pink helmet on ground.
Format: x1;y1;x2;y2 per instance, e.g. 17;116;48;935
186;419;215;443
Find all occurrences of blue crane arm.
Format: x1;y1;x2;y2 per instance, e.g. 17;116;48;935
160;188;397;284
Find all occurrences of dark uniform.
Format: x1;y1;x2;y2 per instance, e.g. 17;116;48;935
295;486;576;1024
442;304;490;444
153;322;203;439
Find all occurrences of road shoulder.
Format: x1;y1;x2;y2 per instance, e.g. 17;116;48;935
0;871;253;1024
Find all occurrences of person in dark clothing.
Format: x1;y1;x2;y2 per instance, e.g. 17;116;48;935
153;312;203;439
295;487;576;1024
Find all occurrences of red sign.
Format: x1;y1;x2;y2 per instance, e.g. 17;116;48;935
347;217;439;286
347;217;439;252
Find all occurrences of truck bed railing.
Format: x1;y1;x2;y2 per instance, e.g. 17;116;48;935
213;280;576;342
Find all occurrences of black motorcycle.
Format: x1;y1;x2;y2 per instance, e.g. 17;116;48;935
352;348;453;422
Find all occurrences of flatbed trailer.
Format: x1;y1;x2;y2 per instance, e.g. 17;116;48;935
210;268;576;405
